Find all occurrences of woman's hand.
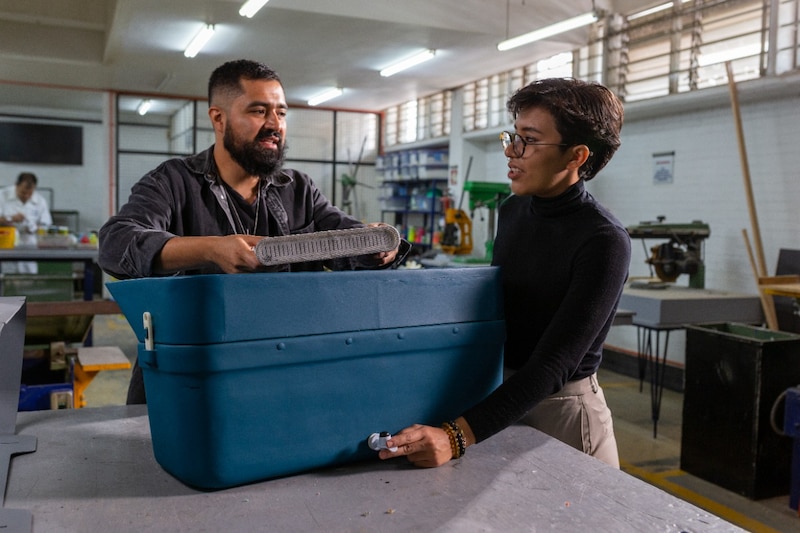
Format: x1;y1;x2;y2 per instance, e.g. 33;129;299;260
377;424;454;468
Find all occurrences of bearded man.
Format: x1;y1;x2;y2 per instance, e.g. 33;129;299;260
99;59;406;404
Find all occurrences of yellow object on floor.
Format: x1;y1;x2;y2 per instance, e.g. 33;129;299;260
74;346;130;408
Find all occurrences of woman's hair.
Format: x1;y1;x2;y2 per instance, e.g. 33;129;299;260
507;78;624;181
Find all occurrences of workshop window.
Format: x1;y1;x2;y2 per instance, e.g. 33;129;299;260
536;51;574;79
382;0;796;143
474;78;490;131
461;82;477;133
384;107;398;146
416;91;451;140
397;100;418;145
115;94;379;214
621;0;766;102
486;75;502;130
383;100;417;146
169;102;195;154
461;50;577;134
775;0;800;73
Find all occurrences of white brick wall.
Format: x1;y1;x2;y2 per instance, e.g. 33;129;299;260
592;91;800;365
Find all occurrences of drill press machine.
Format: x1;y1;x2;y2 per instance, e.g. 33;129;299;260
444;181;511;262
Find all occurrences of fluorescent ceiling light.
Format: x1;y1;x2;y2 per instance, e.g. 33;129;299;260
137;99;153;116
497;12;598;51
307;87;343;106
628;3;673;20
628;0;692;21
379;49;436;77
239;0;270;18
184;24;216;58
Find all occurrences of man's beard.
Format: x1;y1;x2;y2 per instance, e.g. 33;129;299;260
223;127;287;177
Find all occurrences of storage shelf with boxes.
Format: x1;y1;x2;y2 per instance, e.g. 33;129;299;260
378;148;449;251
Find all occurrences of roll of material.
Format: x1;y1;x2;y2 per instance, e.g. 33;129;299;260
254;225;400;266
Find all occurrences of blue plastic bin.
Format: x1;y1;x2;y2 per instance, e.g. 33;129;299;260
18;358;73;411
108;267;505;489
18;383;73;411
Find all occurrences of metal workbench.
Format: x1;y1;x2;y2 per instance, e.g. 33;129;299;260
2;405;742;532
0;247;99;302
2;295;739;532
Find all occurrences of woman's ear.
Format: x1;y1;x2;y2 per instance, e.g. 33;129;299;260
566;144;592;170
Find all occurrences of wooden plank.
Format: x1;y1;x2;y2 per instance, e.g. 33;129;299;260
758;274;800;285
760;282;800;299
26;300;121;317
76;346;130;371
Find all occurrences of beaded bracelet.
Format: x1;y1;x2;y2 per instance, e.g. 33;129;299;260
450;420;466;457
441;420;466;459
441;423;459;459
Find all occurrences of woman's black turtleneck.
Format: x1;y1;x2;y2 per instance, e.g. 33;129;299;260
463;180;631;443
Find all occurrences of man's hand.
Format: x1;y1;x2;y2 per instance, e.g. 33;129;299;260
156;235;265;275
356;223;400;267
1;213;25;225
209;234;265;273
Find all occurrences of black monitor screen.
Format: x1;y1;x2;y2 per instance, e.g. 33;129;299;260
0;122;83;165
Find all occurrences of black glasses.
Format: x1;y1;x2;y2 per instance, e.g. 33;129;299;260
500;131;568;157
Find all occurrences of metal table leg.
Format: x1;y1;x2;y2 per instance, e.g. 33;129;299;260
635;325;676;438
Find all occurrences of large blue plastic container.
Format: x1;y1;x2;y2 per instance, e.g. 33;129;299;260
108;268;505;489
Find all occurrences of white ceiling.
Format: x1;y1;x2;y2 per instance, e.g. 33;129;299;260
0;0;650;115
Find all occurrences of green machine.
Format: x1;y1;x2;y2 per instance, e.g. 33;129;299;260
626;216;711;288
449;181;511;264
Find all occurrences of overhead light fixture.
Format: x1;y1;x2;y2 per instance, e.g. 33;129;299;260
628;3;673;20
307;87;344;107
628;0;692;21
379;49;436;77
137;99;153;116
497;12;598;51
239;0;270;18
184;24;216;58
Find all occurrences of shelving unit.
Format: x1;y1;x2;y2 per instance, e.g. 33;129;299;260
377;148;449;251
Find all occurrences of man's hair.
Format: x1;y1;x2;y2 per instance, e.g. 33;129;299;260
208;59;282;105
16;172;37;187
507;78;624;181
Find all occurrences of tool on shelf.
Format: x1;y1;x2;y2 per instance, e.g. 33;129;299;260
441;156;474;255
626;216;710;288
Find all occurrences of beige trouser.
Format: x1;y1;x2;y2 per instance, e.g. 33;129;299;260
511;371;620;468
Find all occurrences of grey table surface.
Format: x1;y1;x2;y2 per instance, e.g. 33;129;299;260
620;285;763;329
3;405;743;533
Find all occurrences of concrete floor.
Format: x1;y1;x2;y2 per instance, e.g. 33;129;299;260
83;314;799;532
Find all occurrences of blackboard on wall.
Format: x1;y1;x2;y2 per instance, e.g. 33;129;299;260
0;122;83;165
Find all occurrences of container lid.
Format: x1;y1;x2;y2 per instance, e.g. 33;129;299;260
108;267;503;345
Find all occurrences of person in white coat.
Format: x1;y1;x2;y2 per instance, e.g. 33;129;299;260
0;172;53;273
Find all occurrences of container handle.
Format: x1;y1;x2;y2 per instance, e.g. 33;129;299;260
143;311;154;351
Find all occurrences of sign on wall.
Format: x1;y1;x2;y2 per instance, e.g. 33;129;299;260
652;151;675;184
